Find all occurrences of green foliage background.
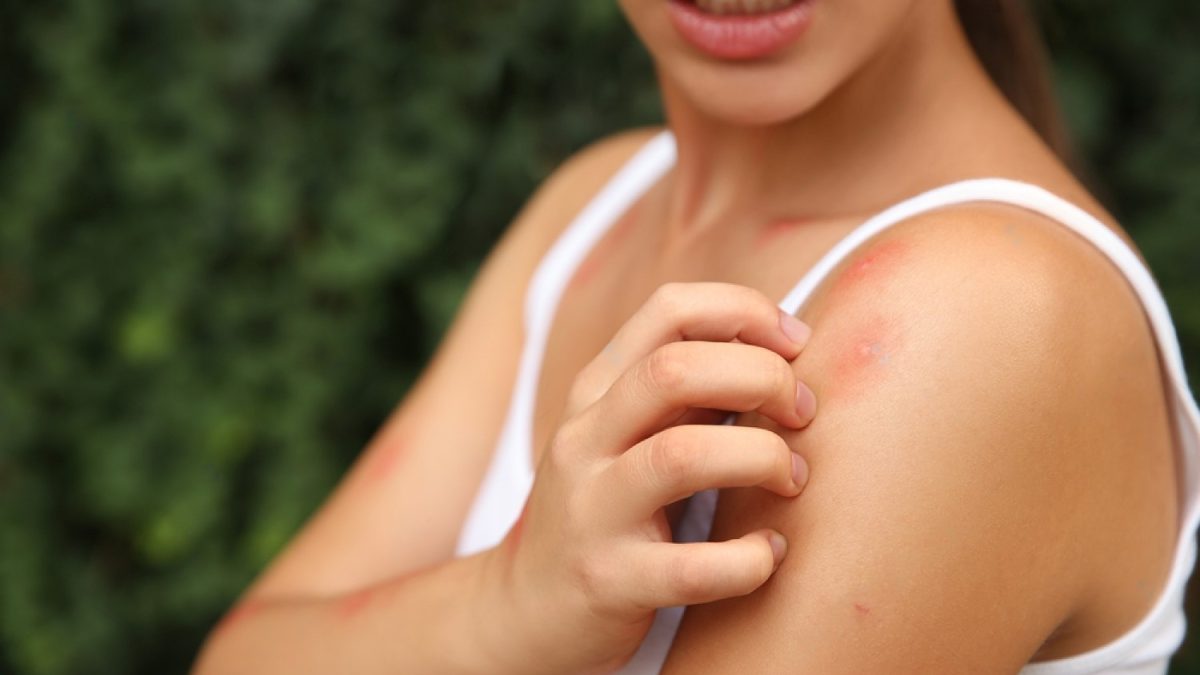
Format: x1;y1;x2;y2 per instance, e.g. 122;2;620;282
0;2;1196;673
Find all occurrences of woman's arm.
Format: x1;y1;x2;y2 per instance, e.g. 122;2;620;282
192;127;664;672
662;205;1178;673
193;550;523;674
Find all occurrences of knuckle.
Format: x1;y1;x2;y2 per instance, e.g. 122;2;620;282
738;284;774;314
548;418;586;468
668;554;713;600
649;281;690;319
643;343;690;392
564;369;600;416
645;429;692;488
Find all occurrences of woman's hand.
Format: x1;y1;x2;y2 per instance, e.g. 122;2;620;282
479;282;817;674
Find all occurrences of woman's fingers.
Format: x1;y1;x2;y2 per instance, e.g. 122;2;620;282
567;340;816;457
621;530;787;610
504;281;820;662
565;282;811;419
603;425;807;522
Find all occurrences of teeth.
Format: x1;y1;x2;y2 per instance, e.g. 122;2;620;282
693;0;797;15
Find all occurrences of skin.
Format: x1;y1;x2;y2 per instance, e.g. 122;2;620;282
194;0;1179;672
547;0;1175;670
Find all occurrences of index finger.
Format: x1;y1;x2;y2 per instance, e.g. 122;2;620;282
568;282;811;418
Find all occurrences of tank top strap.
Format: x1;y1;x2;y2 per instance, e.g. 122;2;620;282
523;130;677;334
454;130;678;558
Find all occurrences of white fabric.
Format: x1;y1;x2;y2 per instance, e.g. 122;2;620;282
454;129;1200;674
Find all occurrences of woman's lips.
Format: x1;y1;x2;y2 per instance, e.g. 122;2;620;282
666;0;815;61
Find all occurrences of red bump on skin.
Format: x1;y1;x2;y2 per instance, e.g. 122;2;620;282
755;217;810;248
366;447;400;481
214;598;265;636
829;239;910;297
336;586;377;619
853;602;871;617
363;428;408;482
828;314;902;399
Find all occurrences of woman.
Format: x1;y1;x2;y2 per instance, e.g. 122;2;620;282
193;0;1200;673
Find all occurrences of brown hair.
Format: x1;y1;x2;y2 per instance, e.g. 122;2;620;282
953;0;1075;165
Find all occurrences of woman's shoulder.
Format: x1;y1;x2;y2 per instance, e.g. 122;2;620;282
806;190;1155;371
802;196;1174;499
662;191;1179;670
839;199;1179;651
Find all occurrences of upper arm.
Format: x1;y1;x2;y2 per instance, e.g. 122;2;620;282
661;205;1177;673
246;127;665;600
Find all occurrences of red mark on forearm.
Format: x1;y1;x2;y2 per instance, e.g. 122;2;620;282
214;598;265;637
829;239;910;297
363;427;409;483
336;586;377;619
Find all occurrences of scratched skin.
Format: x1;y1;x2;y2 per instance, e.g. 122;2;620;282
826;313;905;400
813;237;913;401
364;436;405;482
827;238;911;298
359;416;411;483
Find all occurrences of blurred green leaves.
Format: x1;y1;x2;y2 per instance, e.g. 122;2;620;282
0;1;1196;674
0;2;658;673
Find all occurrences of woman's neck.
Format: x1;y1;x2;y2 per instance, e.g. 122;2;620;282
657;1;1024;241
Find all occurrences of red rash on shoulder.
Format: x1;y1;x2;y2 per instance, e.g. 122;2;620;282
569;199;642;289
827;314;902;399
828;239;910;297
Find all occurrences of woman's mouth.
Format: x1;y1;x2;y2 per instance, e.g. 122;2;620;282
667;0;815;61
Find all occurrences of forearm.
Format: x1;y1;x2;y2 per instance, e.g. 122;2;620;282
192;549;525;675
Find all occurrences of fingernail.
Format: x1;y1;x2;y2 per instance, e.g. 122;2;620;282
769;531;788;566
791;452;808;492
779;310;812;347
795;381;816;425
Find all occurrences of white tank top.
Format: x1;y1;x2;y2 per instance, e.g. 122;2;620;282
454;129;1200;674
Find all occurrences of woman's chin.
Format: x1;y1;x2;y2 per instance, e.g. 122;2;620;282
690;97;812;127
664;71;826;127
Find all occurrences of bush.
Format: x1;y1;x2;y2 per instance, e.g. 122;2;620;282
0;1;1196;673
